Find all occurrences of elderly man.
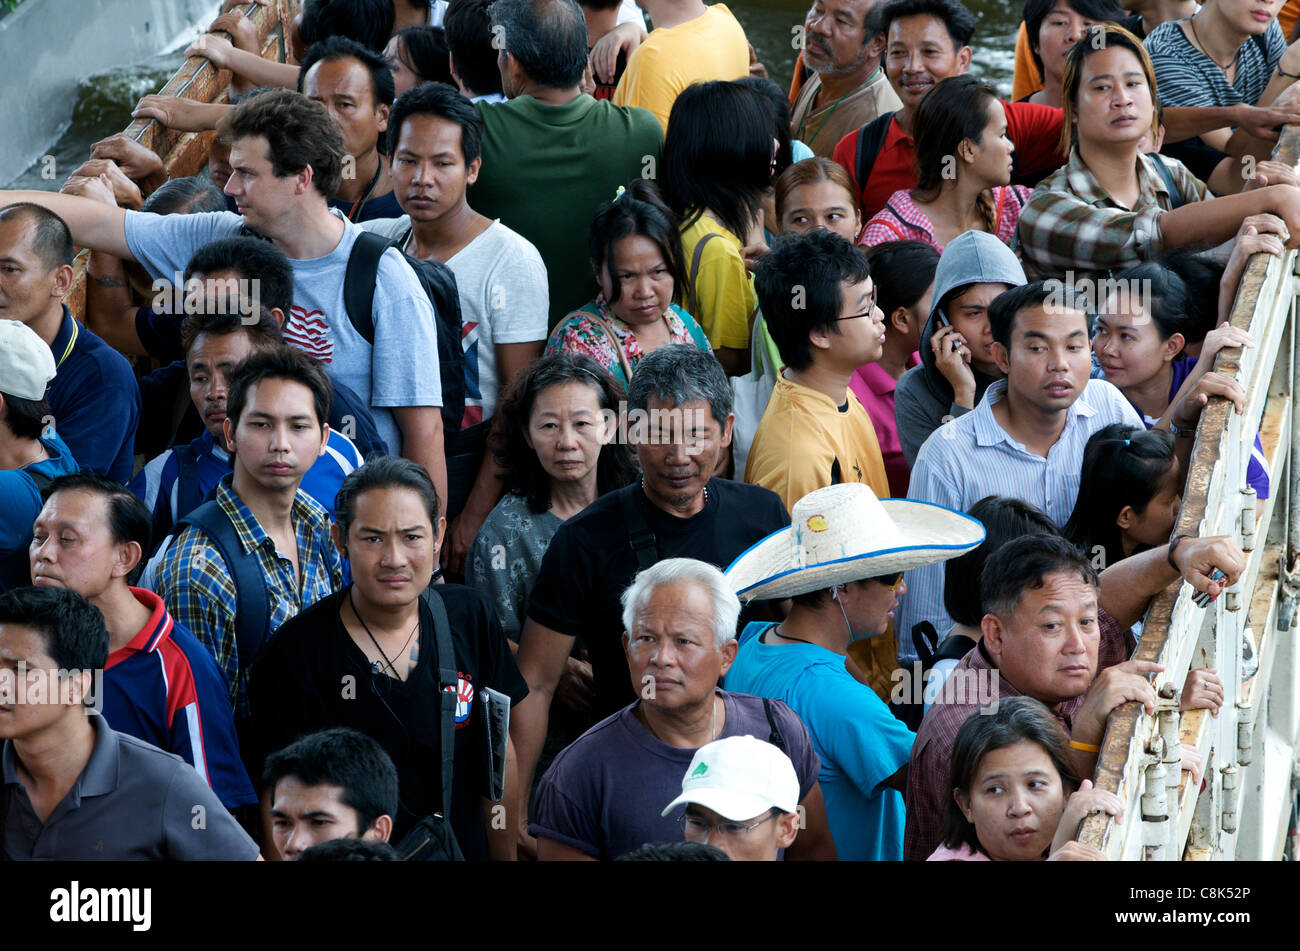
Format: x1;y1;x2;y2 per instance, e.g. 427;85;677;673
530;558;835;860
904;531;1245;860
725;482;984;860
790;0;901;157
661;735;804;861
511;345;790;851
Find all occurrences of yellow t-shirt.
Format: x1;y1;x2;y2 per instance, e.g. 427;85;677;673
612;4;750;131
744;372;890;513
679;213;756;351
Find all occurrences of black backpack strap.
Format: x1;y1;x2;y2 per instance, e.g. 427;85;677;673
172;444;203;520
176;500;271;676
420;587;458;820
618;483;659;572
853;112;895;201
342;231;394;346
1147;153;1184;211
911;621;939;670
26;469;53;494
762;697;787;755
687;231;719;319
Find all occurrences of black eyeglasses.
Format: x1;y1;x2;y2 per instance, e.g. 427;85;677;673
835;289;879;320
871;572;904;589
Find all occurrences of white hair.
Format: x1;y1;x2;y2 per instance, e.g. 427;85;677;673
620;558;740;652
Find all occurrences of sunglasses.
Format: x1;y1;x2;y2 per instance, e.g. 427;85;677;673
872;572;904;589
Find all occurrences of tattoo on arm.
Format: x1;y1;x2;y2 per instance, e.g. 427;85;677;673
92;274;125;288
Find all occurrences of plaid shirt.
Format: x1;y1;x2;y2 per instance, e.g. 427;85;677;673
1017;148;1207;285
157;478;341;718
903;609;1127;861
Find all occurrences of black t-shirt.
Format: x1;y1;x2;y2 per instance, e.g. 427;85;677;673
527;479;790;720
247;584;528;860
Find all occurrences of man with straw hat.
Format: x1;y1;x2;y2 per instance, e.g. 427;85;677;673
724;481;984;860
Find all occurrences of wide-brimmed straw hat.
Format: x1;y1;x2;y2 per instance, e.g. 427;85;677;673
724;483;985;602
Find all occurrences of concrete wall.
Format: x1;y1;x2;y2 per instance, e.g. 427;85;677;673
0;0;214;186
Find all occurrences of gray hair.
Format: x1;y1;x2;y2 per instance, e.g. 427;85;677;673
488;0;589;89
621;558;740;652
143;176;227;215
627;346;733;423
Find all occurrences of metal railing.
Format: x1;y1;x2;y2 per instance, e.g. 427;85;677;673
1079;129;1300;861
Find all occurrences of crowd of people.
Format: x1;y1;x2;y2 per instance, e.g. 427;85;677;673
0;0;1283;861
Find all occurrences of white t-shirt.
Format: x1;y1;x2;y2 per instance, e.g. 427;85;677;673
124;208;442;455
364;217;547;424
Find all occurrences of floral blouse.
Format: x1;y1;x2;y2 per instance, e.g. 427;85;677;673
545;298;712;387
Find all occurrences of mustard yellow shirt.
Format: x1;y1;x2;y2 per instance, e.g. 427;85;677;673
744;371;891;513
679;212;756;351
612;4;750;131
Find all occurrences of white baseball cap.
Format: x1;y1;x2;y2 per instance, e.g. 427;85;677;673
0;320;56;401
661;735;799;821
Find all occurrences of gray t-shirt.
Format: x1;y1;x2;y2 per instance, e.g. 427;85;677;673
465;491;562;640
1;715;259;860
530;691;821;860
363;217;548;424
1145;19;1285;108
124;208;442;454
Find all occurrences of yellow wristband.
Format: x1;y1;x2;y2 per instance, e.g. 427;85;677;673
1069;739;1102;753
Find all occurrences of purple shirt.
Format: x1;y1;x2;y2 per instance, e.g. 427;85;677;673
530;690;821;860
849;354;919;497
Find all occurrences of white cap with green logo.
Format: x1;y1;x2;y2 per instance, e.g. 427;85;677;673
661;735;799;821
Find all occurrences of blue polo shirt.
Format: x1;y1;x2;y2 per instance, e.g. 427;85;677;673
0;431;80;591
49;305;141;482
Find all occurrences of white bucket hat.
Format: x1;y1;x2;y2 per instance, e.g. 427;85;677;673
724;483;985;602
661;735;800;820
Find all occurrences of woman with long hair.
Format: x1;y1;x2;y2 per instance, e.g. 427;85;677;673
1018;23;1300;285
465;354;637;638
546;179;711;389
861;76;1031;252
660;80;777;375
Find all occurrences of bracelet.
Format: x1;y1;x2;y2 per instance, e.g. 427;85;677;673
1170;421;1196;438
1069;739;1102;753
1279;65;1300;79
1168;533;1190;571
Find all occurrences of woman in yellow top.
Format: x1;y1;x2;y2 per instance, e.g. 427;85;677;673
660;80;775;376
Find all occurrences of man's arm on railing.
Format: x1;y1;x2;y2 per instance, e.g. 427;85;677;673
1098;535;1246;630
0;190;131;260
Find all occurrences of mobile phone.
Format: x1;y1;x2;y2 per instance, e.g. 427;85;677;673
934;307;951;328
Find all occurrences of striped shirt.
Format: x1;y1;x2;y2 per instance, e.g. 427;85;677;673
102;587;256;810
859;185;1031;253
1144;19;1284;109
156;478;342;718
897;378;1143;660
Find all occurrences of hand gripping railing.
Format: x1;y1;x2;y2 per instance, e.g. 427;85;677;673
1078;128;1300;861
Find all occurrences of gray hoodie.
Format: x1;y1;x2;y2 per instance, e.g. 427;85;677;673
894;232;1027;467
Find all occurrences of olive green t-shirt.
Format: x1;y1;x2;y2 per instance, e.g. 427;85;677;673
470;94;664;329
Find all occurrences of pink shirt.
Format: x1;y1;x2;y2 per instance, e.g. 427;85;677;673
858;185;1031;253
927;842;991;861
849;354;919;497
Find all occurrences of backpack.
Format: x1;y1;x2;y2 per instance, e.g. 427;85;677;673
173;498;335;678
345;230;489;522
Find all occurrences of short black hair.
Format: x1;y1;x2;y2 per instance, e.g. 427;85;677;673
735;76;794;178
878;0;977;48
491;353;636;512
0;391;51;441
263;727;399;834
945;496;1061;627
980;534;1098;620
393;26;456;87
587;178;685;307
864;240;940;322
0;586;109;674
579;0;623;10
141;176;228;216
489;0;591;89
299;0;395;53
299;34;397;108
388;81;484;164
615;841;732;861
336;456;442;536
444;0;505;96
226;345;333;430
0;202;74;270
180;306;284;357
1103;262;1193;343
1157;250;1223;346
1023;0;1126;77
298;837;398;861
184;236;295;319
987;280;1074;350
756;229;873;371
43;473;153;584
